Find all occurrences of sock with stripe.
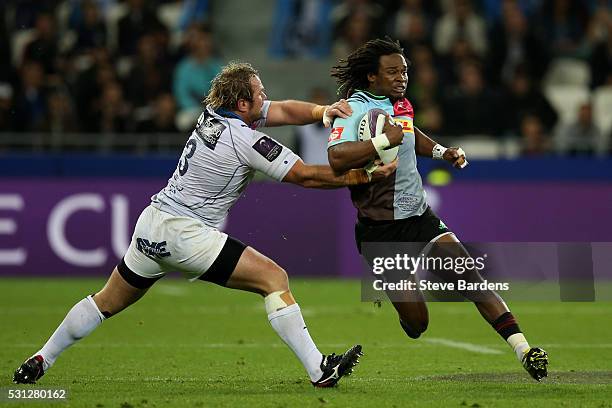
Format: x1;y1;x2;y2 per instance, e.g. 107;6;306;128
491;311;530;362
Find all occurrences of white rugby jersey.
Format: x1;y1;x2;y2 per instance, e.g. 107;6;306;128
151;101;300;227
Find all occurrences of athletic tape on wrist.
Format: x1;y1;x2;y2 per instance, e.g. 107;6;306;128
371;133;391;156
311;105;326;121
456;147;468;168
432;144;447;160
364;162;379;182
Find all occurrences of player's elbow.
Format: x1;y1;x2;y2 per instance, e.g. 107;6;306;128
327;147;350;174
282;160;317;188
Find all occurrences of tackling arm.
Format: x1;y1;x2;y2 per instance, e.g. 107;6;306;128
265;100;352;127
282;159;397;189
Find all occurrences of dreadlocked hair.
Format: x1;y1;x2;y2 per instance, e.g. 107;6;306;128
331;37;407;99
204;61;259;110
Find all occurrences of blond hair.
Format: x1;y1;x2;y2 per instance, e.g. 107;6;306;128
204;61;259;110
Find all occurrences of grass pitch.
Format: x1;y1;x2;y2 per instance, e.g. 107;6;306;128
1;277;611;407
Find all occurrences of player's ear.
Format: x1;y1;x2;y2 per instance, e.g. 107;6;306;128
236;99;250;113
367;72;377;85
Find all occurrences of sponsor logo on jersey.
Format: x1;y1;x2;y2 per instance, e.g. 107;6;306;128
329;127;344;142
195;112;226;150
136;238;171;259
393;98;413;117
253;135;282;162
394;118;414;134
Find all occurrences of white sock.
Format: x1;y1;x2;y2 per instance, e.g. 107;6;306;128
36;296;105;371
268;303;323;381
507;333;530;362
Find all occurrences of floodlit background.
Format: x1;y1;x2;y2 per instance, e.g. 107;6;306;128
0;0;610;277
0;1;611;406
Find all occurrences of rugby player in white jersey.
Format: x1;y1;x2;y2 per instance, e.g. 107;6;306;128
13;62;398;388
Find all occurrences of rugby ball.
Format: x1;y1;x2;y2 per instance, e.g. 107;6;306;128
358;108;399;164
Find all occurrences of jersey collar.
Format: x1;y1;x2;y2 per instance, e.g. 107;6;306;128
214;108;250;126
354;89;388;100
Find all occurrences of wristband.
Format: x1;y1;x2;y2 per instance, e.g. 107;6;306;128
432;144;447;160
311;105;326;121
371;133;391;156
364;161;379;182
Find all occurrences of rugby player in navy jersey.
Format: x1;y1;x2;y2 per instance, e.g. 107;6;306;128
327;38;548;381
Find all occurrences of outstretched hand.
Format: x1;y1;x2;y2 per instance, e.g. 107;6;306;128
369;159;398;182
443;147;468;169
323;99;353;127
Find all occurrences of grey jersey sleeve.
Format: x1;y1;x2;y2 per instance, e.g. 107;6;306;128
242;130;300;181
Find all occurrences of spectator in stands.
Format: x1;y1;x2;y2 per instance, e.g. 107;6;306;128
488;1;549;85
538;0;588;58
390;0;433;53
410;63;444;135
554;102;608;157
72;0;108;54
13;61;48;132
294;87;331;165
13;0;56;31
125;34;172;110
502;68;558;136
0;4;13;82
22;12;60;75
173;23;222;130
410;63;442;108
332;0;385;39
135;93;179;135
433;0;487;58
480;0;542;25
93;81;131;133
0;83;14;131
73;47;118;131
177;0;211;33
520;114;550;156
117;0;166;56
588;6;612;88
45;89;79;134
332;9;373;60
441;60;502;136
269;0;333;58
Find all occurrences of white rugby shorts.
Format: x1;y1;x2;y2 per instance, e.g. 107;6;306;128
123;205;228;281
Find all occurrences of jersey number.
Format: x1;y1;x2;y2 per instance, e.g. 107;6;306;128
178;139;197;176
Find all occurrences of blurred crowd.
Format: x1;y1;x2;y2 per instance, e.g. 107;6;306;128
0;0;215;137
0;0;610;158
277;0;612;157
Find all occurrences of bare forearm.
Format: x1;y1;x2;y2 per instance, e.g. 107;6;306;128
328;141;378;174
301;165;369;189
266;100;322;126
415;126;437;157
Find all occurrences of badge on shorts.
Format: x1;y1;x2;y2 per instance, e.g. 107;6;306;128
136;238;171;259
253;135;282;162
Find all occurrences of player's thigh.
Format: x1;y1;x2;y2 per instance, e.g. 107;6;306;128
224;246;289;296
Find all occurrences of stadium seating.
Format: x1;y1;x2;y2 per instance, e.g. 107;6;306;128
593;86;612;138
543;58;591;87
544;85;591;125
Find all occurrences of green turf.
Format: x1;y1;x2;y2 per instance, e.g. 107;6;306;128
1;278;611;407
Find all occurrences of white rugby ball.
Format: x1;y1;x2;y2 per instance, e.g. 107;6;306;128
357;108;399;164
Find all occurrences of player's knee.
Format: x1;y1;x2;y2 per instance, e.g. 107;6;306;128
260;261;290;296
